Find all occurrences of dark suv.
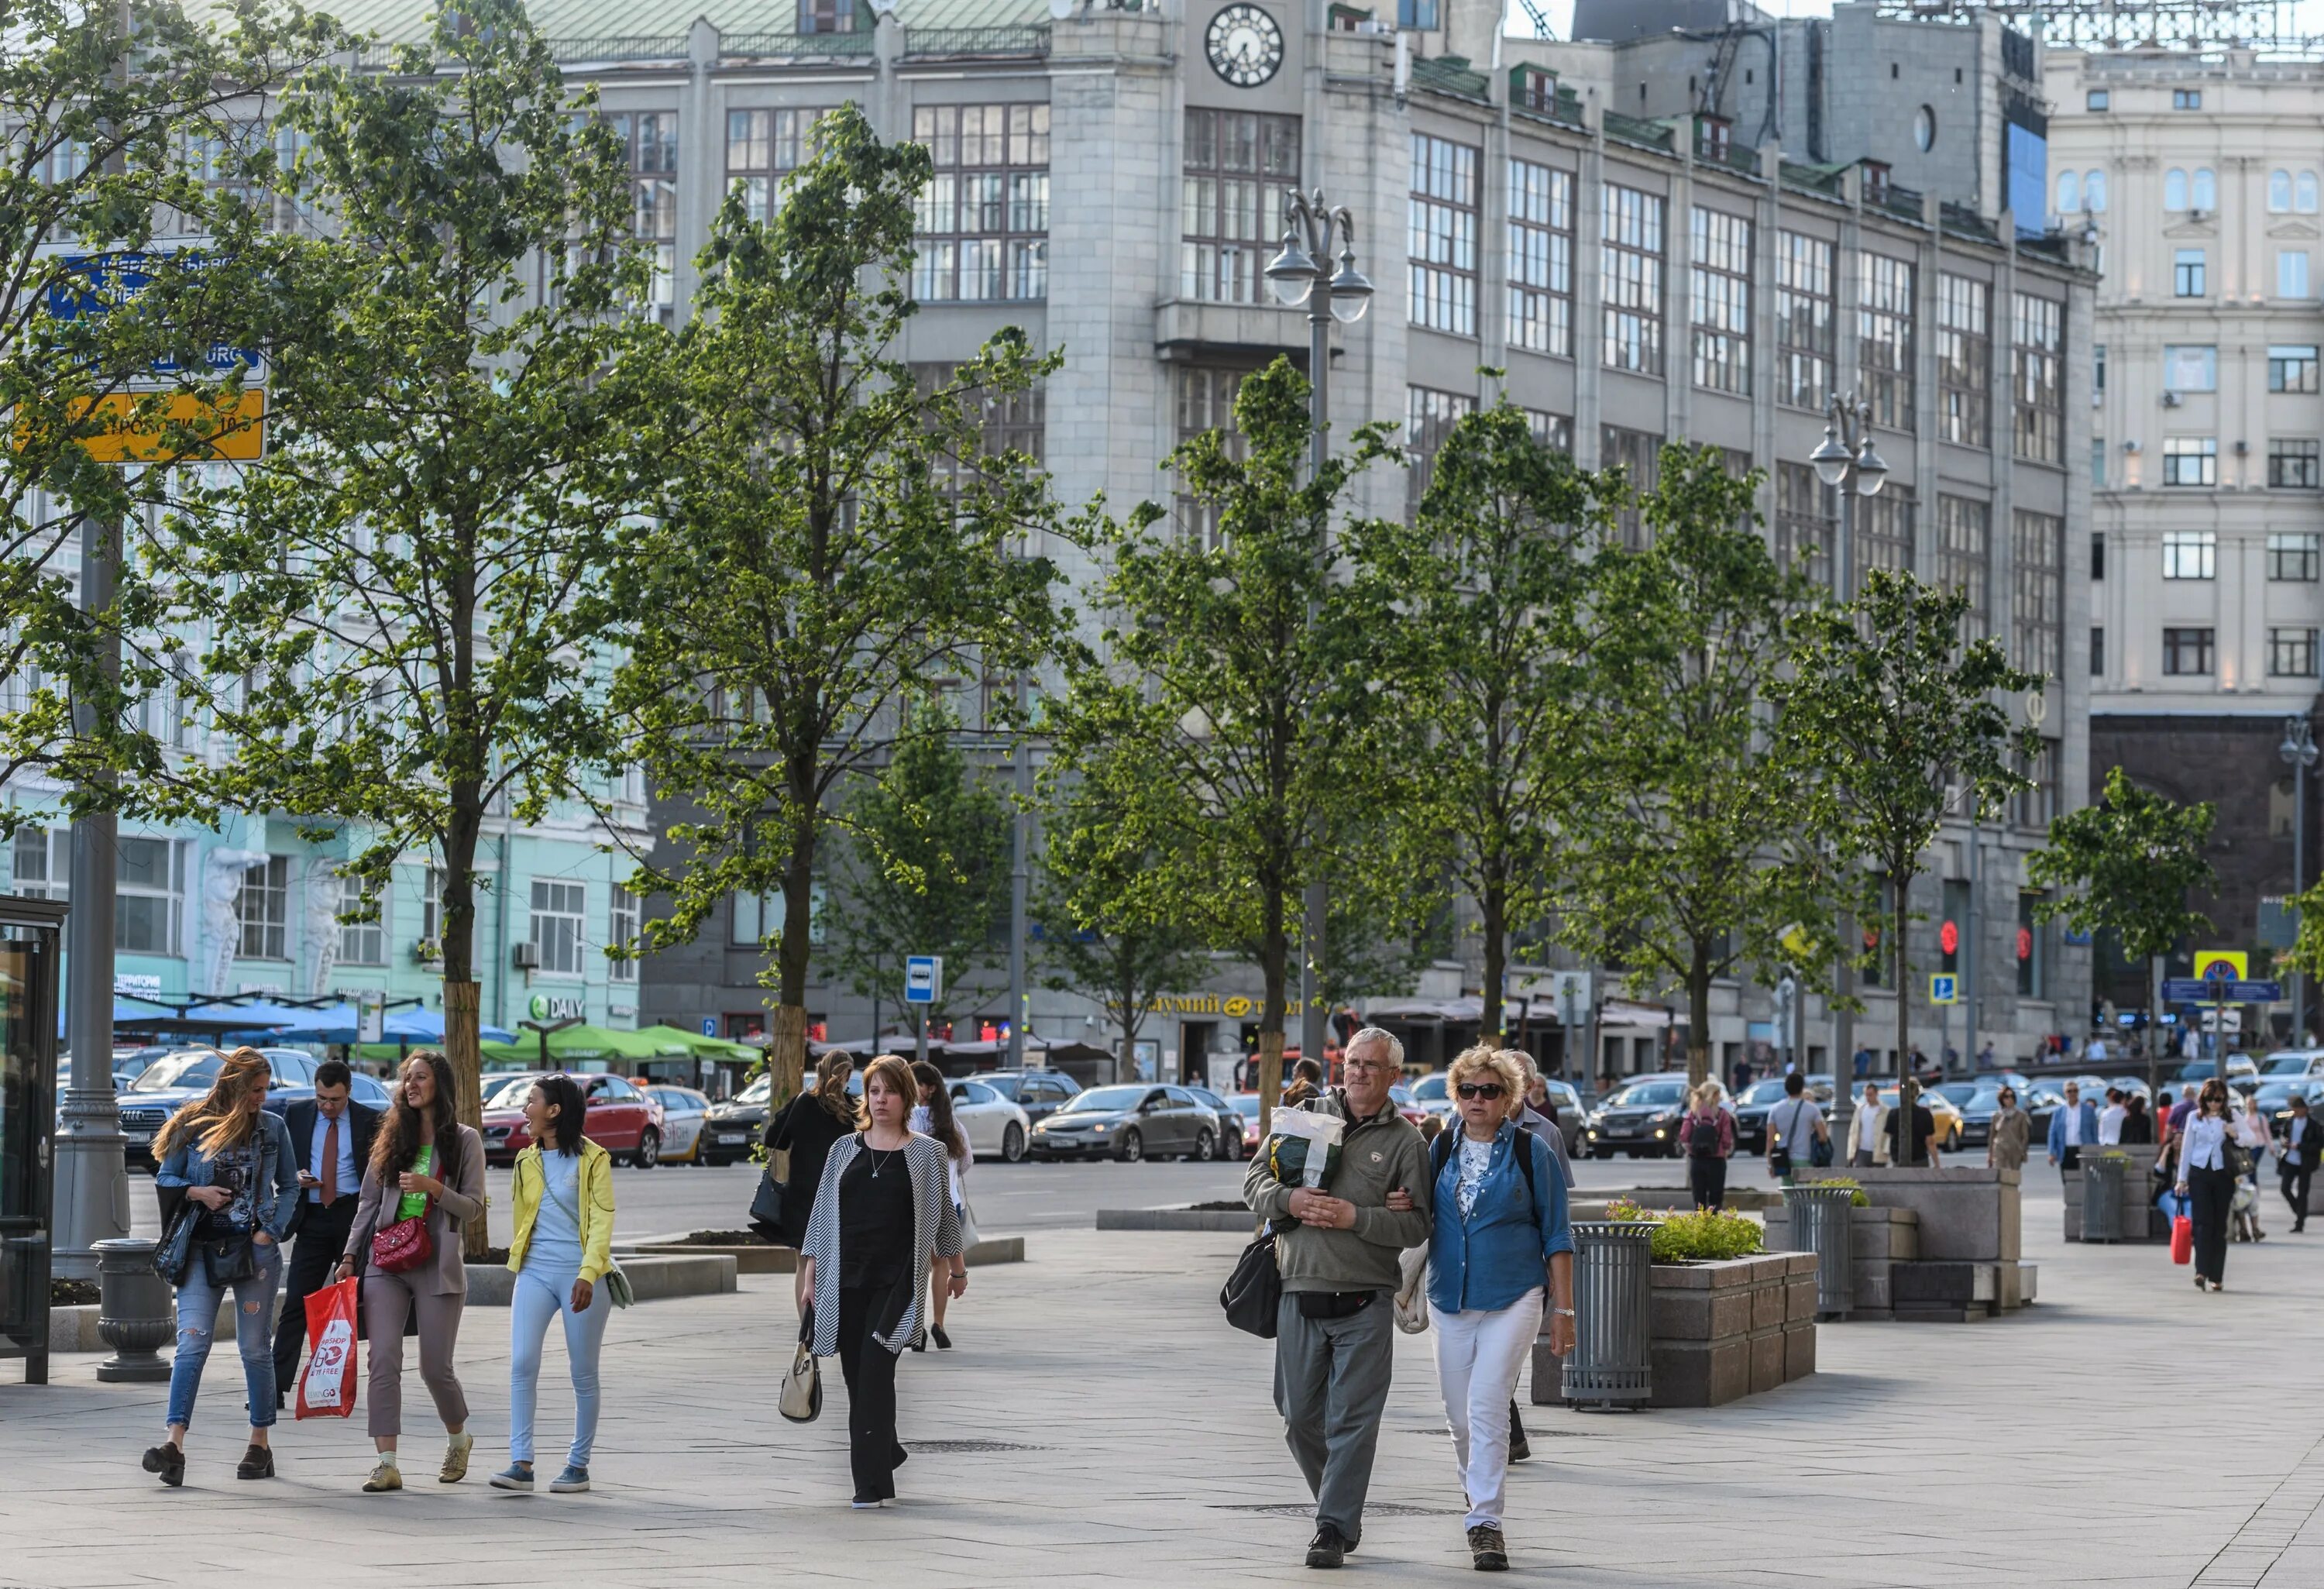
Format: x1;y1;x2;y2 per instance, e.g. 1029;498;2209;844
970;1068;1083;1125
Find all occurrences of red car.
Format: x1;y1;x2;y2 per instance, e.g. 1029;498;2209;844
480;1071;665;1168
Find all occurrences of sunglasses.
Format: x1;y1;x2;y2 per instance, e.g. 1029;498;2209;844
1456;1082;1507;1100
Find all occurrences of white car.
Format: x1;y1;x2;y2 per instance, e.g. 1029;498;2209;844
642;1083;713;1164
947;1078;1033;1163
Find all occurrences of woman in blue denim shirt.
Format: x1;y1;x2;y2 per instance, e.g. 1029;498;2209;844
1425;1046;1575;1573
144;1047;301;1486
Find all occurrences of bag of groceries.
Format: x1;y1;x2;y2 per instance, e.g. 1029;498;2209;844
1265;1107;1345;1189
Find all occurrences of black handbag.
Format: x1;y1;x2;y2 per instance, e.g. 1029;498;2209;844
151;1201;198;1286
748;1171;786;1243
200;1231;257;1287
1220;1219;1290;1338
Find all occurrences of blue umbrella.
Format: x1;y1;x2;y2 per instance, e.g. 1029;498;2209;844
182;999;347;1035
378;1006;516;1045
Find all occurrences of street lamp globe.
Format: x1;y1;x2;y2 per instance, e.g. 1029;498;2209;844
1264;233;1318;306
1326;249;1373;323
2281;718;2318;769
1852;436;1889;497
1809;423;1851;488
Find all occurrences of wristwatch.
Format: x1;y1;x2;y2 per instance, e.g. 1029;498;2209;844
1552;1306;1575;1319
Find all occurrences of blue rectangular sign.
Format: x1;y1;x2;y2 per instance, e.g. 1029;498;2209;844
46;251;261;376
2162;978;2283;1003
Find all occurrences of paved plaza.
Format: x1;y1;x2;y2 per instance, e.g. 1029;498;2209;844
4;1172;2323;1588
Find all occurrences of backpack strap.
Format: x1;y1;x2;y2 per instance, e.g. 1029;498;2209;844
1432;1123;1542;1218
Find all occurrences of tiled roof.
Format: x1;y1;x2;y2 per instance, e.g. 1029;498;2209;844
287;0;1047;47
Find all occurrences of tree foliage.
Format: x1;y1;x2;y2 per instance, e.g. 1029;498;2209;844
1047;356;1412;1124
171;3;662;1178
2029;765;2215;966
825;721;1012;1038
609;104;1070;1105
1391;399;1608;1044
0;0;332;828
1558;447;1838;1088
1777;570;2042;1155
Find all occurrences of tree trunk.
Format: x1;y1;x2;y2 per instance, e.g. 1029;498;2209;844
772;799;818;1114
1894;867;1919;1168
1687;941;1713;1092
2147;952;2163;1099
441;803;489;1259
1480;877;1507;1048
1256;888;1288;1142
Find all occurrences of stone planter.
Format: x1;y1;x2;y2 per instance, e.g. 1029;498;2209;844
2061;1144;2164;1243
1762;1206;1920;1314
1531;1249;1817;1409
1793;1167;2035;1319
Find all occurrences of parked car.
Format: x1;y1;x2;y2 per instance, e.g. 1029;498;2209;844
702;1072;774;1166
2173;1054;2260;1094
1947;1081;2025;1149
482;1071;664;1168
1225;1091;1264;1153
969;1068;1082;1125
1027;1083;1221;1162
1184;1085;1250;1159
2259;1050;2324;1082
116;1047;321;1166
1871;1083;1965;1152
945;1077;1033;1162
1408;1071;1452;1122
638;1083;713;1164
1582;1078;1693;1159
1386;1082;1431;1127
1731;1075;1837;1154
1926;1082;1987;1147
2254;1078;2321;1137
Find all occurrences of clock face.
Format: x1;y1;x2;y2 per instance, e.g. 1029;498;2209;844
1206;4;1284;88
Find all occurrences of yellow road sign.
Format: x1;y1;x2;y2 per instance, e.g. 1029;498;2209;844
26;388;265;463
2195;950;2248;983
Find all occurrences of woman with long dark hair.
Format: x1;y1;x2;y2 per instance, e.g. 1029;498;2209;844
2174;1077;2236;1293
143;1047;301;1485
912;1060;973;1350
799;1054;965;1508
335;1049;486;1492
768;1053;857;1309
492;1074;614;1494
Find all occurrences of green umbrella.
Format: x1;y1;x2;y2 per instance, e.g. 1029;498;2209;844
482;1024;696;1071
641;1023;761;1061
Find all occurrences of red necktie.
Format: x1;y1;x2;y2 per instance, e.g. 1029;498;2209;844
321;1117;340;1207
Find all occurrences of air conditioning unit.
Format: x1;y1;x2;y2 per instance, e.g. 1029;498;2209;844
512;941;541;970
2161;390;2183;408
2190;208;2209;222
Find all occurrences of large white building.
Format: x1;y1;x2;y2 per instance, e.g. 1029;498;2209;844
314;0;2098;1079
2047;46;2320;1027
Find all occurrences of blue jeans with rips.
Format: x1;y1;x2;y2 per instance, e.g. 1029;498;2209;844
167;1237;284;1430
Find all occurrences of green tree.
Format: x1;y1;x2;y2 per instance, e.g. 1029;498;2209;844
2030;765;2216;1089
1036;765;1212;1076
1393;400;1610;1044
1559;447;1838;1089
609;105;1067;1109
1047;357;1409;1132
1776;569;2042;1161
826;724;1012;1042
174;5;662;1207
0;1;330;828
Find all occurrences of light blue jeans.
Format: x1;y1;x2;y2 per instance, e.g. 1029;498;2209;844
508;1260;611;1467
167;1237;284;1430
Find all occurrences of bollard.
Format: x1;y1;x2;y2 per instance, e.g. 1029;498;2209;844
1561;1220;1653;1410
1783;1182;1856;1319
93;1238;173;1384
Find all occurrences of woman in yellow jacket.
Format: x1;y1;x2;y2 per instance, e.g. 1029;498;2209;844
490;1075;615;1494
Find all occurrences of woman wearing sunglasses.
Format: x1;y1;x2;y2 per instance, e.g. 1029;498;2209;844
1423;1045;1573;1572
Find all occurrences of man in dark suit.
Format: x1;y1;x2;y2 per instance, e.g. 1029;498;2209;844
2282;1095;2321;1234
272;1059;381;1405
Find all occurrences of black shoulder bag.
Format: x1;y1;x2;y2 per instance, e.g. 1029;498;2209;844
1221;1216;1292;1338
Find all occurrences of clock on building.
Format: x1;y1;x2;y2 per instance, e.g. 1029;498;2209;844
1205;4;1283;87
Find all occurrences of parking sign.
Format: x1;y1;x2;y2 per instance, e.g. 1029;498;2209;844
1929;974;1959;1005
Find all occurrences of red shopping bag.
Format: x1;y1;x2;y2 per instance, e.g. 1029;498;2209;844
2170;1215;2194;1266
296;1277;361;1419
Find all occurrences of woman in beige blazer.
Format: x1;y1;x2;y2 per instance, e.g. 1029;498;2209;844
337;1050;486;1494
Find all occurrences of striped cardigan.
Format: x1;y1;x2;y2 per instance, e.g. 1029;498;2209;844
802;1131;964;1358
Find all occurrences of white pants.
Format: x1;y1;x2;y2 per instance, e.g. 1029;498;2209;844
1429;1287;1545;1529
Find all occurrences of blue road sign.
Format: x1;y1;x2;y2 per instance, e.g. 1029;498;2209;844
45;251;261;376
700;1016;716;1037
2162;978;2284;1003
904;955;942;1006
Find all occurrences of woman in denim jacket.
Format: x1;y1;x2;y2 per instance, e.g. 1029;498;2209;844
1424;1045;1575;1573
144;1047;301;1486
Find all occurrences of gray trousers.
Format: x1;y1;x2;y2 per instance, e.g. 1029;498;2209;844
1273;1292;1394;1546
363;1273;467;1440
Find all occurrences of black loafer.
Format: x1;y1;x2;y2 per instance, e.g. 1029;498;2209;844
141;1443;184;1488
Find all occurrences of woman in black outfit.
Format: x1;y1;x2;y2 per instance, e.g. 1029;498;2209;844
769;1053;857;1308
799;1054;964;1508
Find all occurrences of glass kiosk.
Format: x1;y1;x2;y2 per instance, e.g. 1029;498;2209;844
0;894;64;1384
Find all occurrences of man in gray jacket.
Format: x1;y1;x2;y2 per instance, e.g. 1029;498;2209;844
1244;1027;1432;1570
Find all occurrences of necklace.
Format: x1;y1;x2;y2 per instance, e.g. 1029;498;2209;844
868;1145;900;1178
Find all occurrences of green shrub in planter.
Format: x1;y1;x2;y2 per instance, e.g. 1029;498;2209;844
1813;1175;1872;1208
1647;1209;1764;1264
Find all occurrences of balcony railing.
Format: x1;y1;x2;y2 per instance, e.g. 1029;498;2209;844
902;25;1051;58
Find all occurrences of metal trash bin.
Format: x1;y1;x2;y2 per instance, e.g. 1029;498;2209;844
93;1238;173;1384
1783;1182;1855;1319
1561;1219;1653;1410
2082;1156;2126;1244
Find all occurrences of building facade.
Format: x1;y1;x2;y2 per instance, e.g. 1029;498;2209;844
301;0;2099;1080
2046;46;2321;1031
